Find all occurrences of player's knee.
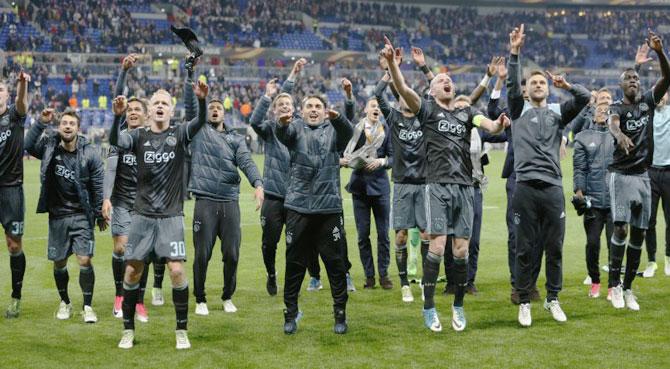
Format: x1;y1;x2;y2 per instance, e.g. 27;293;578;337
53;259;67;269
77;256;92;267
6;236;22;254
613;224;628;239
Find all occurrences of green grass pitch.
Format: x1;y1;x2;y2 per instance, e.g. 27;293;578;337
0;150;668;369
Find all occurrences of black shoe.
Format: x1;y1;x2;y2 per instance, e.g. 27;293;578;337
465;283;478;296
266;274;277;296
283;310;302;335
334;310;348;334
510;288;520;305
364;277;375;289
530;286;541;302
443;283;456;295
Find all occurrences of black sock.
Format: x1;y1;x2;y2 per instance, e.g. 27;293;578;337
395;244;409;286
453;257;467;307
138;262;150;303
420;240;429;269
79;266;95;308
422;252;442;310
112;253;124;297
623;244;642;290
54;266;70;304
609;236;626;288
173;284;189;330
153;262;165;288
122;282;140;330
262;243;276;276
10;251;26;299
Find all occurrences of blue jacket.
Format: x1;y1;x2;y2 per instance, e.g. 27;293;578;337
345;122;393;197
25;121;104;226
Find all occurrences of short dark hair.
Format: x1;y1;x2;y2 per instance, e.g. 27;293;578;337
127;97;147;113
208;99;224;107
620;67;638;81
60;108;80;127
301;95;327;109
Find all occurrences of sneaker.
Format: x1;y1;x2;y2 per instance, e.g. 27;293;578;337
175;329;191;349
665;256;670;276
346;273;356;292
582;275;592;285
380;276;393;290
56;301;72;320
151;288;164;306
266;274;278;296
451;305;466;332
195;302;209;316
113;296;123;318
5;298;20;319
401;285;414;303
118;329;135;349
422;307;442;332
642;261;658;278
283;310;303;335
363;277;375;289
607;288;612;301
543;299;567;322
83;305;98;323
518;303;532;327
589;283;601;298
334;310;348;334
136;303;148;323
307;277;323;291
624;289;640;311
611;285;625;309
223;299;237;313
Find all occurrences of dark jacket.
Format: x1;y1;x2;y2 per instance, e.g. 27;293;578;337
345;121;393;196
487;98;515;179
573;124;614;209
276;114;353;214
248;80;296;199
25;121;104;226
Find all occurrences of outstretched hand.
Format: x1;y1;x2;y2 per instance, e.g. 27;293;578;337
411;47;426;66
193;80;209;99
636;43;653;65
546;71;571;90
265;78;279;98
341;78;353;98
487;56;505;77
647;29;663;53
509;24;525;54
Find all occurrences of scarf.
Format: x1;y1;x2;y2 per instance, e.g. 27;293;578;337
343;118;385;170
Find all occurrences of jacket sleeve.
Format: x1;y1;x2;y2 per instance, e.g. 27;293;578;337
88;148;105;220
560;84;591;127
249;96;272;140
25;120;49;159
109;114;133;150
114;68;127;98
382;124;393;169
184;75;198;122
572;136;588;193
276;121;298;149
374;80;392;119
103;151;118;200
344;98;355;122
332;113;354;152
568;106;590;137
185;98;208;140
506;54;525;120
280;79;295;94
236;136;263;188
480;127;508;143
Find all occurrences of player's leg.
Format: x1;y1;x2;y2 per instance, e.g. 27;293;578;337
642;168;661;277
609;172;630;308
540;185;567;322
316;213;349;334
3;185;25;318
657;168;670;275
159;216;189;348
70;214;97;322
220;201;241;313
283;210;309;334
352;193;375;288
513;182;541;326
261;196;284;295
192;199;218;314
151;259;166;305
372;194;392;289
466;187;483;294
110;206;131;317
422;184;448;332
449;185;475;331
505;174;519;303
49;217;73;320
443;236;455;293
584;209;605;297
135;261;150;322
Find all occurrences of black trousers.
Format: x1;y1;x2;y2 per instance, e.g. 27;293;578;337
352;193;391;278
645;167;670;262
261;195;319;278
583;208;613;285
513;181;565;303
192;198;241;303
284;210;348;317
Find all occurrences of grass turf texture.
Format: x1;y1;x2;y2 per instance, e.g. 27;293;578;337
0;150;668;369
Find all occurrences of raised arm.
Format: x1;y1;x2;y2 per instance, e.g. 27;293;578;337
507;24;526;120
25;108;53;159
374;74;392;119
476;111;510;135
411;47;434;82
249;79;277;139
114;54;136;98
275;116;298;148
647;30;670;102
546;71;591;126
329;110;354;152
384;37;421;114
469;57;503;105
341;78;355;122
488;64;507;119
109;96;133;150
185;80;209;140
15;71;30;116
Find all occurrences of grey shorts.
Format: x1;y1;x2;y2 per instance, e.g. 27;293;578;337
0;186;25;237
48;214;94;261
125;214;186;262
111;205;134;237
609;171;652;229
425;183;474;238
392;183;427;230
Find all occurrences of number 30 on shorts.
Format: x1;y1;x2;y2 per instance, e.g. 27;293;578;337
170;241;186;257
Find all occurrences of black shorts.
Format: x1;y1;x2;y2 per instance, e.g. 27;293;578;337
0;186;25;237
48;214;94;261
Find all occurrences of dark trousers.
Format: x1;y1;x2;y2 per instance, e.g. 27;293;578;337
284;210;348;317
444;187;483;285
261;195;319;278
352;193;391;278
513;182;565;303
506;174;542;289
192;198;241;303
645;167;670;262
583;208;613;285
